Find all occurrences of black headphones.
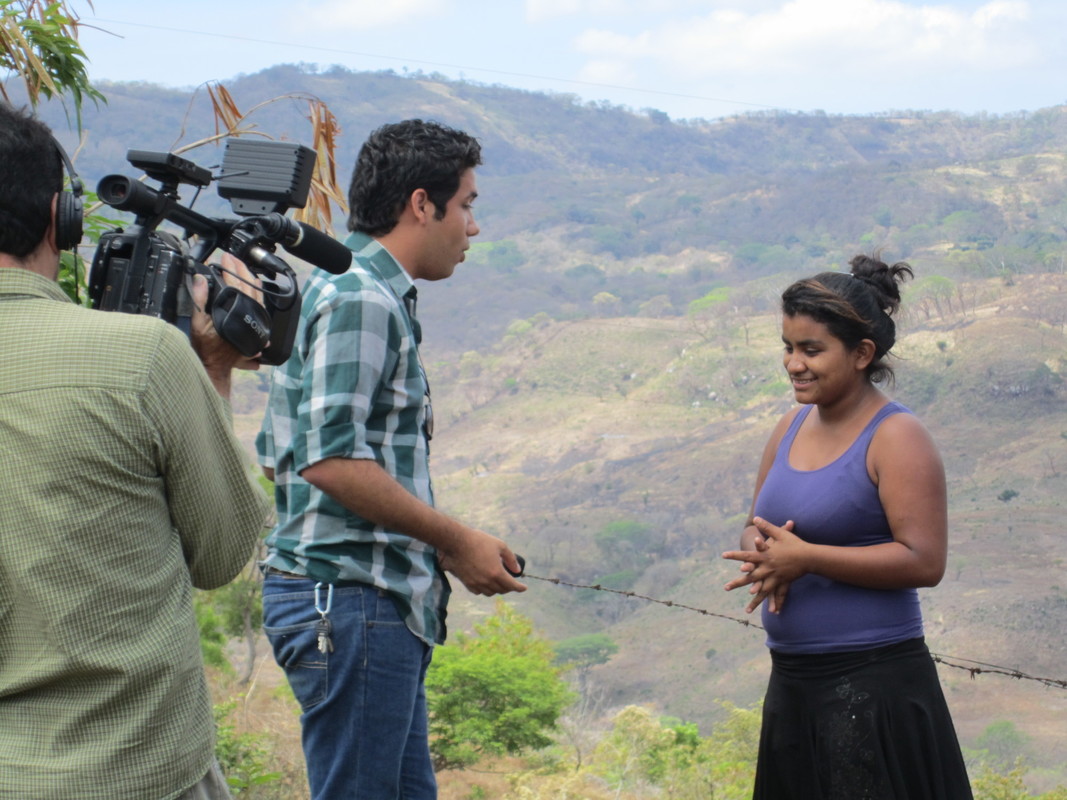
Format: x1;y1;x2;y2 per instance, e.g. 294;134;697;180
52;136;84;251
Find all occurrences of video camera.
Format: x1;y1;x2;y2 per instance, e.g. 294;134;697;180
88;138;351;365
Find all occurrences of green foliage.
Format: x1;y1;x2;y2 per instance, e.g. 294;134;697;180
0;0;105;126
210;576;264;637
968;758;1067;800
466;240;527;273
702;701;764;796
594;519;656;571
426;600;574;772
564;262;606;282
57;193;122;304
553;633;618;669
57;250;88;306
688;286;730;315
486;240;526;272
971;760;1031;800
734;242;772;266
976;720;1032;770
213;699;282;795
596;569;639;590
194;573;263;678
256;473;274;496
589;701;762;799
505;318;534;338
591;705;680;793
194;593;233;673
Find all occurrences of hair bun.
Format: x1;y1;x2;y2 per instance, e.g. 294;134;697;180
848;254;913;314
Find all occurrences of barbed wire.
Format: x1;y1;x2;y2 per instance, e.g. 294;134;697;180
527;573;766;630
928;654;1067;690
525;573;1067;691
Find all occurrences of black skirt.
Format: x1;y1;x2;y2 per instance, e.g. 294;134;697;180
753;637;973;800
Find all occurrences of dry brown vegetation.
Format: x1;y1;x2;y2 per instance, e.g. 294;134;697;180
223;272;1067;795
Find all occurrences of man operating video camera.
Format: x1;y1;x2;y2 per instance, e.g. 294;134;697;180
0;102;270;799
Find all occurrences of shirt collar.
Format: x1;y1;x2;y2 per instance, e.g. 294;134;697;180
343;231;415;303
0;267;72;304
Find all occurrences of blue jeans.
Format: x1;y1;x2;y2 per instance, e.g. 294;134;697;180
262;574;437;799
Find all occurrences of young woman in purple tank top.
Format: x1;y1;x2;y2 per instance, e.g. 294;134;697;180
722;255;972;799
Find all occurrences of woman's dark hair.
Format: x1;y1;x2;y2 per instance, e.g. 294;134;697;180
781;254;914;383
346;119;482;236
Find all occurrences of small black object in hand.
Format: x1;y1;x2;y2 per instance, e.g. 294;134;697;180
506;555;526;578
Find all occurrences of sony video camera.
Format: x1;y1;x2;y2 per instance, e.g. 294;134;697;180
88;138;351;365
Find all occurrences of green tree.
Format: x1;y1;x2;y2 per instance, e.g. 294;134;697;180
909;274;957;320
195;571;264;683
591;705;676;795
971;760;1030;800
703;701;762;798
554;633;619;671
594;518;656;571
425;600;574;772
554;632;618;699
212;699;282;795
0;0;104;125
2;1;106;300
589;702;761;800
976;720;1032;770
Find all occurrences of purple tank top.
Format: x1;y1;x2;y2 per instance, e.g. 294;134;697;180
754;400;924;654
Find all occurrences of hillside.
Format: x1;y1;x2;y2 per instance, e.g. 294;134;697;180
413;273;1067;738
227;270;1067;775
22;65;1067;780
26;64;1067;356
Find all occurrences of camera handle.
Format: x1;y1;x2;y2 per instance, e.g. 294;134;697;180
173;265;271;358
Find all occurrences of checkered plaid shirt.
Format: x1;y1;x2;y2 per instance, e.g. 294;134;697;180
257;232;449;645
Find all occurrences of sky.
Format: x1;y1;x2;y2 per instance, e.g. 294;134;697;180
75;0;1067;121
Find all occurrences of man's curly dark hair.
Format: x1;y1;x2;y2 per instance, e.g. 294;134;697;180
346;119;482;237
0;103;64;258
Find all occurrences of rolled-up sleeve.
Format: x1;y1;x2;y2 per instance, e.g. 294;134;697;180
295;286;400;472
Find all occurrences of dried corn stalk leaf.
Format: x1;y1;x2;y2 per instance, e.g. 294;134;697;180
292;98;348;232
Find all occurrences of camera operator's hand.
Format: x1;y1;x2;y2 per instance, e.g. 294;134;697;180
190;255;263;399
217;254;266;372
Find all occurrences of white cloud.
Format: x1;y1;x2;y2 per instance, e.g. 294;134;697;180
524;0;696;23
577;57;641;88
972;0;1030;27
574;0;1037;78
297;0;445;30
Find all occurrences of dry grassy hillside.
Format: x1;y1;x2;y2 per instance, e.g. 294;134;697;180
228;272;1067;785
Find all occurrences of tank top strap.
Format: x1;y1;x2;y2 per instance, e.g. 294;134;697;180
854;400;910;454
774;401;910;467
774;405;813;466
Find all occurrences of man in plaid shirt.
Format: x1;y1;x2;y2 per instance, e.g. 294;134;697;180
257;119;526;799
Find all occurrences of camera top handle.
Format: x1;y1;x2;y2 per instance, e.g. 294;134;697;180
95;150;226;264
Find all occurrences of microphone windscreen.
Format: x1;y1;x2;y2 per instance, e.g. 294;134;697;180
284;223;352;274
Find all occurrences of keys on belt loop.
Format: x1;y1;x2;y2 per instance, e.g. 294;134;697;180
314;582;334;654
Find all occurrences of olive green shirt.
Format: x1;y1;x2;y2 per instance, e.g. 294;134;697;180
0;268;269;799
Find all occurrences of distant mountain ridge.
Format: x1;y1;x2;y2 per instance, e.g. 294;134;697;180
24;66;1067;772
28;64;1067;357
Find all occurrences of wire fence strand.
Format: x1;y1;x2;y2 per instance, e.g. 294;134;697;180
525;573;1067;690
